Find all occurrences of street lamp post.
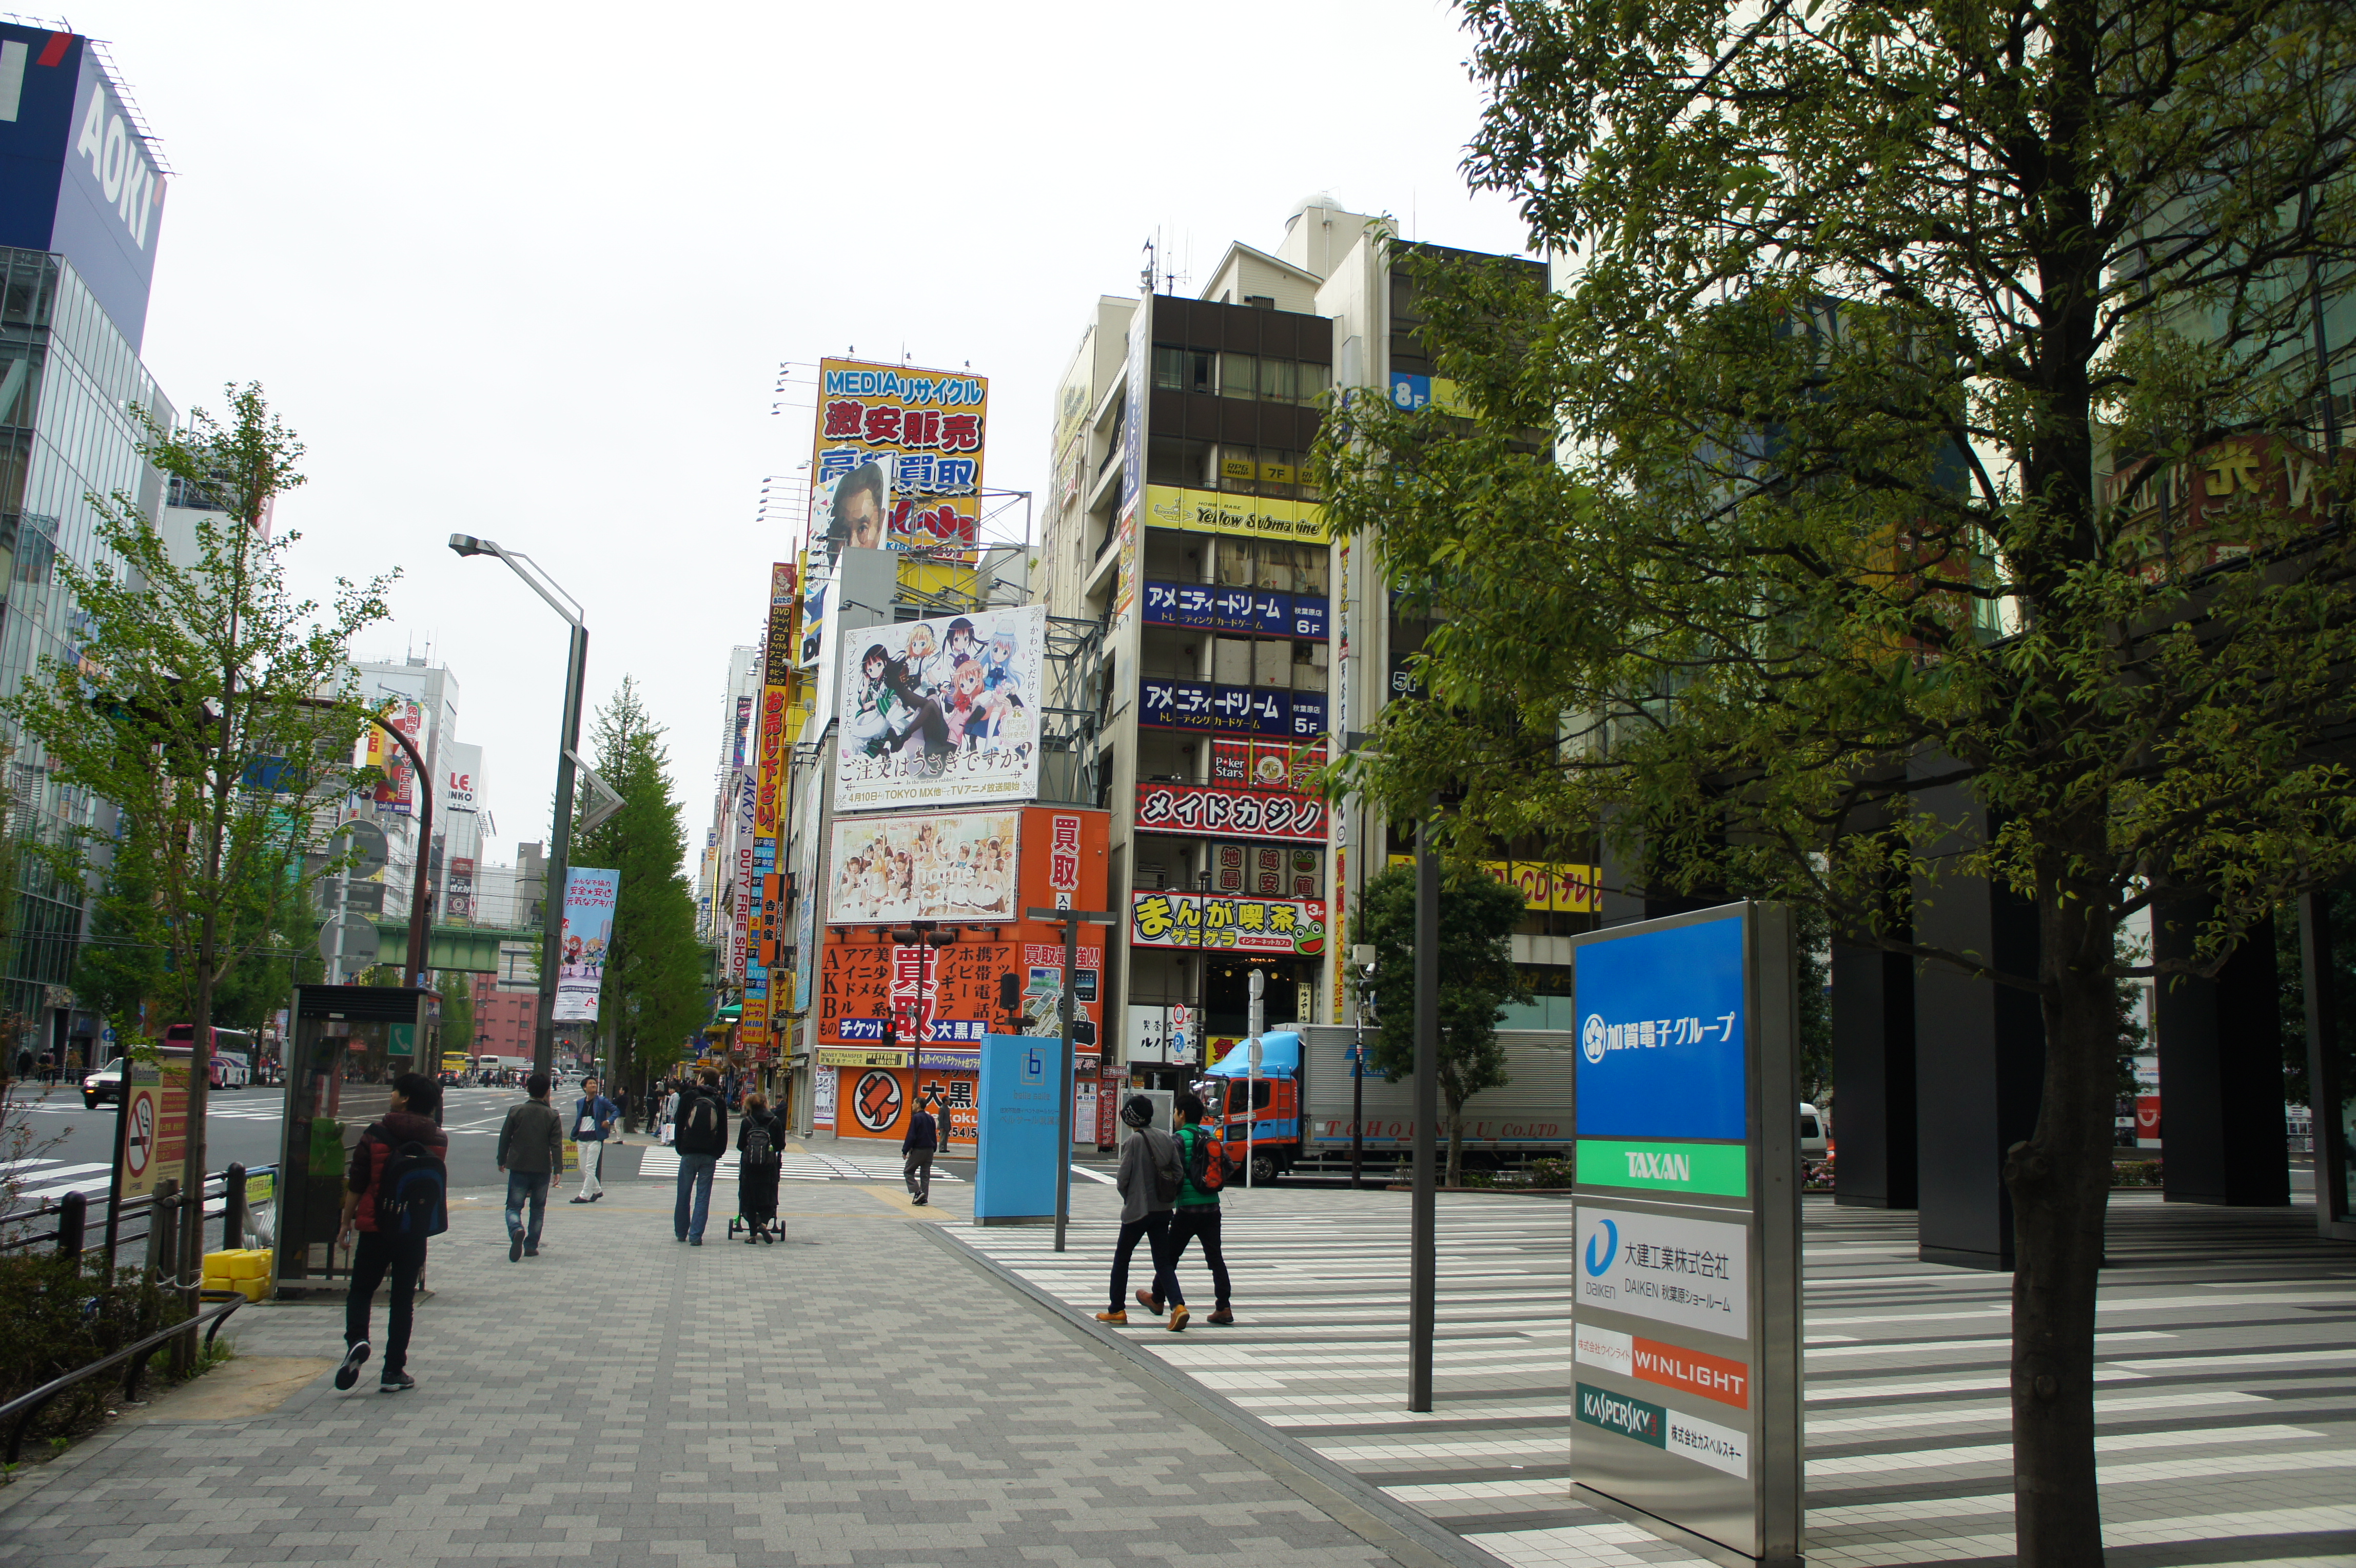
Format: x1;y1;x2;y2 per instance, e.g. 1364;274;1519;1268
449;534;587;1080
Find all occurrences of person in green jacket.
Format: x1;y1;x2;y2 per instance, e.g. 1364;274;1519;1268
1135;1088;1234;1325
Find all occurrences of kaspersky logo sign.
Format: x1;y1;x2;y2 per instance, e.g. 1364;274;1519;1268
1576;1381;1752;1479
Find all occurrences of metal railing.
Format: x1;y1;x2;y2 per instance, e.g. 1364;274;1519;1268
3;1164;274;1273
0;1293;243;1462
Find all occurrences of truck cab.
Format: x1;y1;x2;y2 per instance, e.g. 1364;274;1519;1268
1201;1030;1304;1183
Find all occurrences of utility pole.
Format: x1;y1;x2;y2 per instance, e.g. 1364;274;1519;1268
1350;943;1376;1189
1026;906;1114;1253
1246;968;1264;1187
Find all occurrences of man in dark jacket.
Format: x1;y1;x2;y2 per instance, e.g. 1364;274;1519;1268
335;1072;448;1393
497;1073;566;1260
1097;1095;1183;1329
671;1068;729;1245
901;1099;939;1205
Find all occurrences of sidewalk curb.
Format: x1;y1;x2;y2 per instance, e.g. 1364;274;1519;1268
913;1222;1525;1568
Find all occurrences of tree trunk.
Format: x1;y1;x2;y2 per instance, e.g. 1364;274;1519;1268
175;903;216;1376
2007;841;2116;1566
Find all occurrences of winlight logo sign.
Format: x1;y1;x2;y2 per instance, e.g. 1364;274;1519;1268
1574;912;1748;1141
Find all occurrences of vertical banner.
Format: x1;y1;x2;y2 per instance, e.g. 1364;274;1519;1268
1113;293;1151;630
1567;903;1800;1566
747;562;797;1040
553;868;621;1024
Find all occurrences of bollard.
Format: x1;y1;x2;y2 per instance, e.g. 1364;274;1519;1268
223;1164;246;1251
56;1189;86;1259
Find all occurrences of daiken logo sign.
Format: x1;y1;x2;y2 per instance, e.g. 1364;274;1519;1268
1575;911;1747;1142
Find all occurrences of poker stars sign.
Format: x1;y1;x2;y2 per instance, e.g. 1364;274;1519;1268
1568;903;1802;1568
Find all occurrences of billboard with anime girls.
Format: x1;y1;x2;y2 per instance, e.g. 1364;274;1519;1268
833;602;1045;812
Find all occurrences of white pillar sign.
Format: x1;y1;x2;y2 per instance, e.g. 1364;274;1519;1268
1568;901;1800;1567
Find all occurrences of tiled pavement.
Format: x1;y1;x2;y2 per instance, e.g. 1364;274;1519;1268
4;1139;2351;1568
954;1183;2356;1567
0;1149;1474;1568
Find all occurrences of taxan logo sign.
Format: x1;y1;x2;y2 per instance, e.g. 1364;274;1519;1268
1574;1325;1749;1408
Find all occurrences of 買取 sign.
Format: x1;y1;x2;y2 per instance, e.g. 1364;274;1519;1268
1568;903;1799;1567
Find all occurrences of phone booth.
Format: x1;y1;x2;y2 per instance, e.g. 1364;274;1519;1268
272;983;442;1290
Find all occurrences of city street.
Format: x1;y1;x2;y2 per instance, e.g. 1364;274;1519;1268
7;1083;540;1218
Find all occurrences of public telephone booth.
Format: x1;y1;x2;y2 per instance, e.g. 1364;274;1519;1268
272;983;441;1289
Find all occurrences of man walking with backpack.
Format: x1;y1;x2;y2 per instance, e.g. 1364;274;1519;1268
1096;1095;1184;1329
901;1097;939;1205
1133;1089;1234;1326
497;1073;565;1260
672;1068;729;1245
333;1072;448;1394
570;1075;618;1203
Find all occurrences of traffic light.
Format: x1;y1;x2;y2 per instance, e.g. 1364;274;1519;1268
998;971;1022;1025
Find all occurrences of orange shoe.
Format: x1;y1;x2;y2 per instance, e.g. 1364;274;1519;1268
1207;1307;1234;1325
1134;1289;1164;1316
1094;1309;1128;1325
1169;1305;1191;1332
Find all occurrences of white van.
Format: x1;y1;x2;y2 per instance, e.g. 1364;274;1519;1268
1799;1102;1830;1157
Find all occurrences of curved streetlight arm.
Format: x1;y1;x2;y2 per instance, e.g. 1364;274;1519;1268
447;535;584;627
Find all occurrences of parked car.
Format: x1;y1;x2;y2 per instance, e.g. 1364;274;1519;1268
83;1060;124;1109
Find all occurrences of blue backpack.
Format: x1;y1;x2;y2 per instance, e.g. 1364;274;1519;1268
373;1132;448;1239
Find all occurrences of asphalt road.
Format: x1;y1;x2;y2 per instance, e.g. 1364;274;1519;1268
10;1082;540;1194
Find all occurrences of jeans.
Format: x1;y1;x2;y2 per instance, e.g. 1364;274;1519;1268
903;1149;933;1201
674;1151;718;1239
345;1230;427;1375
505;1170;549;1247
1108;1212;1176;1312
1165;1205;1230;1307
577;1139;604;1199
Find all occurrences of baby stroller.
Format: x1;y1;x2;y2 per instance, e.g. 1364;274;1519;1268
730;1122;783;1244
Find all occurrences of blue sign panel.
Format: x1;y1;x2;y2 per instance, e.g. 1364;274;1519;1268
1143;580;1329;640
973;1032;1060;1223
1139;679;1331;740
1574;912;1747;1141
0;27;167;349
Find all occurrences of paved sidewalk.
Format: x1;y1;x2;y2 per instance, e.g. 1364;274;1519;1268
957;1183;2356;1568
0;1169;1489;1568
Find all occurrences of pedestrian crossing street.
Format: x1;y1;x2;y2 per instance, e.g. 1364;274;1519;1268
954;1187;2356;1568
633;1143;963;1185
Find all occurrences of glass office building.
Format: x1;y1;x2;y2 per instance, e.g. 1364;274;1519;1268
0;247;173;1062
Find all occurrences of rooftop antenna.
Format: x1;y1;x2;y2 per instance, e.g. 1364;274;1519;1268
1141;234;1156;296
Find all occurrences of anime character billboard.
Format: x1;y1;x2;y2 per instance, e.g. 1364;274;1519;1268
833;603;1045;812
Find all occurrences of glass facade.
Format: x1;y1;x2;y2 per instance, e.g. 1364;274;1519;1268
0;247;171;1055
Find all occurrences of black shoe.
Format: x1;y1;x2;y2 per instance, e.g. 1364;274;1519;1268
509;1232;523;1262
690;1237;703;1246
523;1246;539;1257
590;1193;602;1202
379;1370;416;1393
568;1197;590;1204
335;1342;370;1390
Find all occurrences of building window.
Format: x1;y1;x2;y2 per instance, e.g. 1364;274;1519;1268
1219;353;1256;399
1152;345;1213;395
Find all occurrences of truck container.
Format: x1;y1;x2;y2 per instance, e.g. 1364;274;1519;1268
1201;1026;1578;1181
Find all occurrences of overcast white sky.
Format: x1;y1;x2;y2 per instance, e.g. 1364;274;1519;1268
83;0;1535;870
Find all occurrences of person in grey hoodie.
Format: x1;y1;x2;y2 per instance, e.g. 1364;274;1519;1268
495;1072;565;1262
1097;1095;1185;1329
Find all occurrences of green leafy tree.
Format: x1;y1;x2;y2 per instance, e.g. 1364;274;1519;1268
436;971;475;1063
4;384;393;1320
1316;2;2356;1554
571;679;703;1095
1349;860;1530;1184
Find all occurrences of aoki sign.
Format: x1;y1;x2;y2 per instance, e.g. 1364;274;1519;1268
1568;903;1800;1567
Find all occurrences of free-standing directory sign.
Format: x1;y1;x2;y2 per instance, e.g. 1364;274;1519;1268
1569;902;1800;1567
972;1033;1059;1225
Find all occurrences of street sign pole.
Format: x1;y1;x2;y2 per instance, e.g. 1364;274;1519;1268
1246;970;1264;1188
1027;907;1114;1255
1409;807;1440;1412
